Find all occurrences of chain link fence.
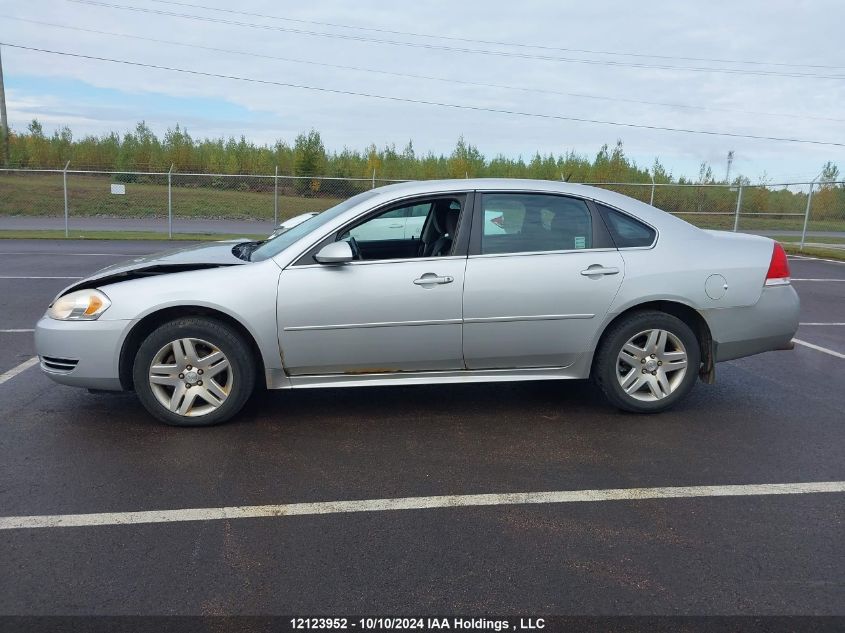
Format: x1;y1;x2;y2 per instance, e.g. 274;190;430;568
1;168;843;248
0;168;402;237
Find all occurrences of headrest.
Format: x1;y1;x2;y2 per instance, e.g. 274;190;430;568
445;208;459;236
551;207;588;232
432;199;451;233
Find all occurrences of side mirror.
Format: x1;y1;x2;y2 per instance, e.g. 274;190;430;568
314;241;354;264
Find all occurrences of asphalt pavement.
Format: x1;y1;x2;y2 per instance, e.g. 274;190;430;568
0;239;843;617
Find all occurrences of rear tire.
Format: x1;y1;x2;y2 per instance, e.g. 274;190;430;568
132;317;256;426
593;310;700;413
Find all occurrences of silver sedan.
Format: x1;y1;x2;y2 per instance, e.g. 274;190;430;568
35;179;799;426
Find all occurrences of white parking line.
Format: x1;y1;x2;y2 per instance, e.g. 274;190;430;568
0;251;143;257
0;357;39;386
788;255;845;265
0;480;842;530
792;339;845;359
0;276;82;280
0;329;34;333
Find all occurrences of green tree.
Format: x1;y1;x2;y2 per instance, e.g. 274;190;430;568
819;161;840;186
816;161;841;218
163;124;194;171
293;129;326;194
26;119;50;167
448;136;484;178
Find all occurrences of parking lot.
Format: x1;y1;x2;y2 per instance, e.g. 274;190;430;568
0;238;843;616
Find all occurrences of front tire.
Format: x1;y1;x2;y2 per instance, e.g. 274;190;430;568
593;310;700;413
132;317;256;426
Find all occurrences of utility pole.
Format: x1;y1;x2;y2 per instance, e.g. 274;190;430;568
0;45;10;166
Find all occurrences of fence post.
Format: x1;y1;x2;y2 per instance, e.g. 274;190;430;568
62;160;70;238
733;184;743;232
371;168;375;189
649;175;655;206
167;163;174;239
273;165;279;226
800;181;816;251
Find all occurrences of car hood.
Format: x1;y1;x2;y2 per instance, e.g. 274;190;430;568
59;240;250;296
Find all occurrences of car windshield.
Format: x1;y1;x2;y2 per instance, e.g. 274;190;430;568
250;190;379;262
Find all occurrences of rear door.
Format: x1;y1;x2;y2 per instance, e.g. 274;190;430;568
462;191;624;369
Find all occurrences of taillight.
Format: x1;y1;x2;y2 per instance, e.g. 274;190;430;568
765;242;790;286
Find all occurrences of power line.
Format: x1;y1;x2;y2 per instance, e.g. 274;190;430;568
3;42;843;147
147;0;845;71
67;0;845;81
10;15;845;124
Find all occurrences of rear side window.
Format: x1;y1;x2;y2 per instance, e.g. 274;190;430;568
480;193;592;255
598;204;656;248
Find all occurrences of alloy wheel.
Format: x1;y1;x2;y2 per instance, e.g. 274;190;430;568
148;337;233;417
615;328;688;402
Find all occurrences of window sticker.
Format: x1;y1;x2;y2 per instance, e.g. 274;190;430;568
574;236;586;249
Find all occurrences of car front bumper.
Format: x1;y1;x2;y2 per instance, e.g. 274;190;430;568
704;283;801;362
34;316;132;390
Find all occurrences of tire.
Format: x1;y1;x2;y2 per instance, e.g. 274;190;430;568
593;310;700;413
132;317;256;426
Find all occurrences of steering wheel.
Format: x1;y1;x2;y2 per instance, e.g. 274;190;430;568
347;236;363;261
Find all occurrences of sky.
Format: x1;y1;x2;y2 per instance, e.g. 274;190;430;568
1;0;843;182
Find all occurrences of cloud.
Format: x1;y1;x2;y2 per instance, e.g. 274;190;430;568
1;0;842;180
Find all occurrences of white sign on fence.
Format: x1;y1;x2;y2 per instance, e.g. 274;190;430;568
110;183;126;195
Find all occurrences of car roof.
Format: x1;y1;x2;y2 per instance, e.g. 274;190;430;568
366;178;693;231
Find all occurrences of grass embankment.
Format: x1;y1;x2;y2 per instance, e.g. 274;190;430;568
776;235;845;245
673;213;845;233
0;173;345;221
781;243;845;261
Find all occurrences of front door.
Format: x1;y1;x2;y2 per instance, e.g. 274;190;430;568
462;192;624;369
277;195;469;375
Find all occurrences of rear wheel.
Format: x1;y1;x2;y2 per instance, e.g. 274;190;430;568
593;311;700;413
133;317;256;426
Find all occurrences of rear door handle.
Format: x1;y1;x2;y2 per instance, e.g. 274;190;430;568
414;273;454;286
581;266;620;276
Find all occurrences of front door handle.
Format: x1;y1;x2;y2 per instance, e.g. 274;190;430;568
414;273;454;286
581;265;620;276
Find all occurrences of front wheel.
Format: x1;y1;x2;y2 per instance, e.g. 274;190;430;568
133;317;256;426
593;311;700;413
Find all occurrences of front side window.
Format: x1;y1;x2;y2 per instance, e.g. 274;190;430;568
250;190;379;261
378;207;410;219
480;193;592;255
336;196;463;261
344;202;433;242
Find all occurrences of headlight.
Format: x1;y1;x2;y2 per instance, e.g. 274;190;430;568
48;289;112;321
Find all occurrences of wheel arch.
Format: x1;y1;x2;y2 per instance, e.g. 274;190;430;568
592;300;715;384
118;305;266;390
